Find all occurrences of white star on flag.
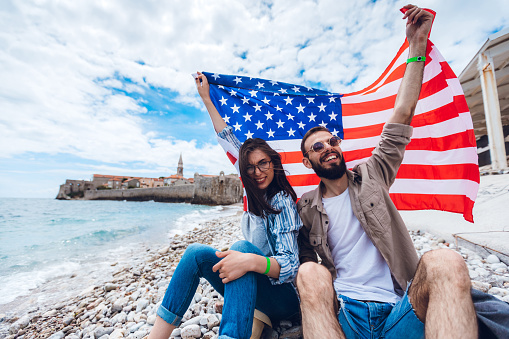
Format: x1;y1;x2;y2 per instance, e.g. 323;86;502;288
262;97;270;105
296;104;305;113
308;113;316;122
287;128;296;136
229;89;237;96
267;129;275;138
234;77;242;84
256;82;265;89
255;120;264;129
284;96;293;105
231;104;240;113
287;113;294;120
253;103;262;112
318;103;327;112
245;130;254;139
233;122;242;131
241;97;250;104
265;112;273;120
329;112;338;120
276;119;285;128
298;121;306;129
219;97;228;106
243;112;252;121
249;90;258;97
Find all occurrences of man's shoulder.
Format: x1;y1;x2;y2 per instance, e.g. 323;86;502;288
297;187;319;211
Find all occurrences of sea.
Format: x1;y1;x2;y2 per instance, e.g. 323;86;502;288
0;198;240;322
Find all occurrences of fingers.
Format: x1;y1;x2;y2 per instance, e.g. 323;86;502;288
216;250;229;258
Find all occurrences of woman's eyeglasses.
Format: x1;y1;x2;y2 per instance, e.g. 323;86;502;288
246;160;272;175
305;136;342;156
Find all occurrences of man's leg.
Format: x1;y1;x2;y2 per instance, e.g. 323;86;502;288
408;248;477;338
296;262;345;339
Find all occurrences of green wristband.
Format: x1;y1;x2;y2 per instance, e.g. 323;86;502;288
264;257;271;275
406;56;426;64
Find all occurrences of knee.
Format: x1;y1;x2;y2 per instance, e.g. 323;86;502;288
230;240;254;253
183;243;210;258
296;262;334;299
420;249;470;288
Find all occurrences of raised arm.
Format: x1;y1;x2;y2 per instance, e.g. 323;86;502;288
388;5;434;125
195;71;227;133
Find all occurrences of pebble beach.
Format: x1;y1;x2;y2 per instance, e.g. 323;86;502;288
2;202;509;339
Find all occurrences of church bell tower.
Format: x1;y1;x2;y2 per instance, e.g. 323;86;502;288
177;153;183;177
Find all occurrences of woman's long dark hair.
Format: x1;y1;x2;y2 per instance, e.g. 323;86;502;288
239;138;297;217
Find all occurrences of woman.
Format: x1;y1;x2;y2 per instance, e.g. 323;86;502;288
148;72;302;339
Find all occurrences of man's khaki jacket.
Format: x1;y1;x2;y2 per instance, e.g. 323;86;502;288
297;123;419;295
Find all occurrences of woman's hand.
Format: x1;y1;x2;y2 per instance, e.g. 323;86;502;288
195;71;211;101
212;250;253;284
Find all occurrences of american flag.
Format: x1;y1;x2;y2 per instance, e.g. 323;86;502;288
204;39;480;222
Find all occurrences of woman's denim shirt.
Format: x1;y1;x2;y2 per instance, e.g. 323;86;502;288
218;126;303;285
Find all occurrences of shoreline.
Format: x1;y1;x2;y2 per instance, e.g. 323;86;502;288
2;206;509;338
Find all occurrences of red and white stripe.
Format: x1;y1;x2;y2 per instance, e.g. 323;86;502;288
220;40;479;222
271;40;478;222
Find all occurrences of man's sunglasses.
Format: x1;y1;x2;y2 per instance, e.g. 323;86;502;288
246;160;272;175
305;136;342;156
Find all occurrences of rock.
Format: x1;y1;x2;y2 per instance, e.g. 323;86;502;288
158;246;170;255
147;314;157;325
95;326;114;338
43;309;58;317
471;281;491;293
181;324;201;339
206;314;220;329
203;331;216;339
110;328;127;339
486;254;500;264
437;238;446;243
468;269;479;279
489;287;509;297
279;325;303;339
475;267;489;277
130;330;148;339
63;316;74;326
104;283;118;292
181;316;203;328
280;319;293;329
171;328;182;337
136;298;149;312
214;302;223;314
48;331;65;339
112;297;129;313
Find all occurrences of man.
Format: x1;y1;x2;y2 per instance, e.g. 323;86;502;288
296;5;477;339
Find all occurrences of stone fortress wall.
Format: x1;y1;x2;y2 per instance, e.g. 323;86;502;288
56;172;243;206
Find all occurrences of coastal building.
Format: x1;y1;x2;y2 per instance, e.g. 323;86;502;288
460;27;509;169
55;153;240;204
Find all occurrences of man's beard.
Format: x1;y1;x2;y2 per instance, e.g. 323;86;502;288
310;151;347;180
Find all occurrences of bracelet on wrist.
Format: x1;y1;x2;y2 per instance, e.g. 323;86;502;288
406;56;426;64
263;257;271;275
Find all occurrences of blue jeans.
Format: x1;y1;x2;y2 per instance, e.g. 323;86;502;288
157;240;300;339
337;285;424;339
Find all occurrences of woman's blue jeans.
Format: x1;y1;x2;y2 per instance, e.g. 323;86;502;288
156;240;300;339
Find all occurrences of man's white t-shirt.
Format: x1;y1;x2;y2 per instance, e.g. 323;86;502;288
323;188;400;303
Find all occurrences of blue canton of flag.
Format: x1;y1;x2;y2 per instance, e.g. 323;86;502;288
203;72;343;143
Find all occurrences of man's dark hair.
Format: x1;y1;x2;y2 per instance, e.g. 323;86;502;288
239;138;297;217
300;126;331;157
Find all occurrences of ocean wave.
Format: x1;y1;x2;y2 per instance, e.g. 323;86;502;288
0;261;80;305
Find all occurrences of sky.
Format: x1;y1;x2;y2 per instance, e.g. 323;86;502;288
0;0;508;198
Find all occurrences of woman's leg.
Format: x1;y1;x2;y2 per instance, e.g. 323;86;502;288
217;240;300;339
149;243;224;339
